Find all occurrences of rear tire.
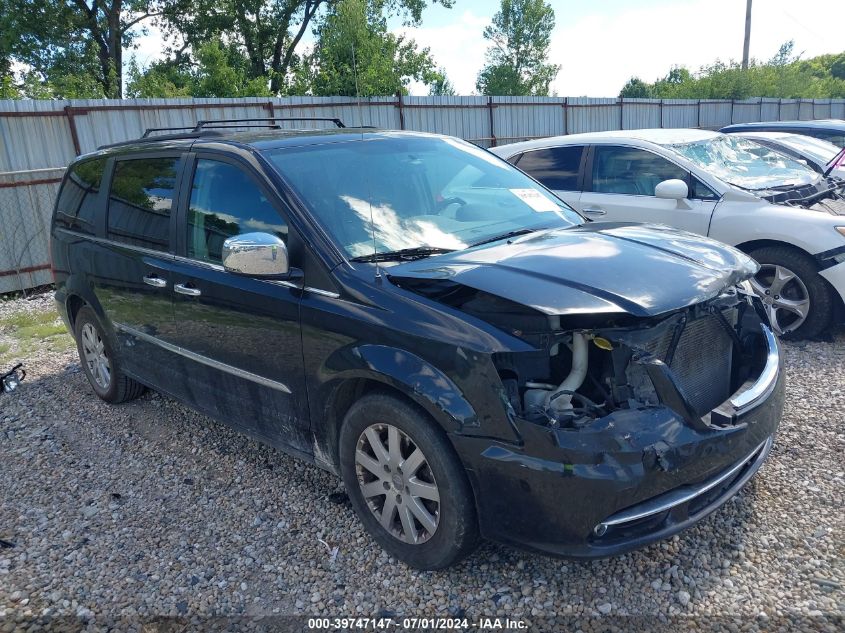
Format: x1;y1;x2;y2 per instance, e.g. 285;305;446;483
74;306;145;403
339;391;479;570
748;246;834;340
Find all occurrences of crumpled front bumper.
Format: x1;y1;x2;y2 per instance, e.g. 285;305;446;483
452;326;785;559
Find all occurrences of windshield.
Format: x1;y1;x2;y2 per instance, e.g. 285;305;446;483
665;134;819;191
777;134;841;166
264;134;582;259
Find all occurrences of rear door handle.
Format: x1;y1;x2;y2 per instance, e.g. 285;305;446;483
174;283;201;297
582;206;607;216
142;274;167;288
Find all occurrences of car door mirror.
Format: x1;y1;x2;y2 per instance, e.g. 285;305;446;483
655;179;689;201
222;232;291;278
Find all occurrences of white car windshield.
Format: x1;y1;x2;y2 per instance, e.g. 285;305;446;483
665;134;819;191
265;134;583;260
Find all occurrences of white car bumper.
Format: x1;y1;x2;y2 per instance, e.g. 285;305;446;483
820;260;845;307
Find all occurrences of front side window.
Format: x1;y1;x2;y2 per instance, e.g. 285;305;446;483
516;146;584;191
264;135;583;259
107;157;179;251
187;159;288;264
665;134;819;191
55;158;107;234
591;146;688;196
808;131;845;149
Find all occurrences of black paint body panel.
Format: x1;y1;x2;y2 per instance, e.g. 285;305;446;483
50;129;785;559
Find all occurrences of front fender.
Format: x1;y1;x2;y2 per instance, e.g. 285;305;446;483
311;343;522;471
325;344;478;431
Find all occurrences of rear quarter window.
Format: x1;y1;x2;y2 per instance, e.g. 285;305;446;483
107;157;179;252
54;158;107;235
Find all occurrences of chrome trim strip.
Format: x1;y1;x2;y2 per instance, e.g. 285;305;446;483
729;325;780;413
59;229;341;299
115;323;292;394
58;228;172;259
600;437;772;528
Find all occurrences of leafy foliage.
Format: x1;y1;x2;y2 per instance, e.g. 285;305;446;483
476;0;558;96
303;0;440;96
620;43;845;100
3;0;167;98
127;41;272;97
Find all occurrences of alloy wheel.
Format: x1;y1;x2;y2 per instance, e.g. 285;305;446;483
80;322;111;389
749;264;810;334
354;423;440;545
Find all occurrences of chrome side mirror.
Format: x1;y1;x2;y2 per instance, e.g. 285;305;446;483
222;232;290;278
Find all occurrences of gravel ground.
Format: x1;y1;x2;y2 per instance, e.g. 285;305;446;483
0;292;842;631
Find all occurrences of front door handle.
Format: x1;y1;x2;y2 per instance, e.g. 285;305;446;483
582;206;607;216
142;274;167;288
174;283;201;297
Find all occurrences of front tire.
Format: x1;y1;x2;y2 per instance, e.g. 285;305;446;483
74;306;145;403
339;392;479;569
748;246;834;340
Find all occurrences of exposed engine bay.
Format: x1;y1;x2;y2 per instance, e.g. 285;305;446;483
760;176;845;214
395;277;768;430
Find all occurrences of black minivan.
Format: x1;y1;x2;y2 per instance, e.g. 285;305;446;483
51;119;785;569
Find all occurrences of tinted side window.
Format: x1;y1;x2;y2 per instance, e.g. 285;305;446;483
187;159;288;264
592;146;687;196
517;146;584;190
810;131;845;147
107;158;178;251
691;176;719;200
55;158;107;235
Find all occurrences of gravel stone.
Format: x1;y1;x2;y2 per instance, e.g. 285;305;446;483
0;291;843;626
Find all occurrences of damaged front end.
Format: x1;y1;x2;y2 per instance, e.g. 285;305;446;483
488;282;775;433
401;275;784;557
761;176;845;215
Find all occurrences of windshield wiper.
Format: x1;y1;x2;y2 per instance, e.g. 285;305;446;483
349;246;455;263
469;228;545;248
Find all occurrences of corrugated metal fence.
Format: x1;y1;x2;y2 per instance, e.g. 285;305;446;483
2;95;844;293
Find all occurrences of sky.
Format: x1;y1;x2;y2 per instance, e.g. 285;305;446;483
133;0;845;97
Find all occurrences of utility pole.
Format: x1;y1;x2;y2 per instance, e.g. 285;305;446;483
742;0;752;70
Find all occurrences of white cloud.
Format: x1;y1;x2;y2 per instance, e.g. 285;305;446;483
394;9;491;95
549;0;845;96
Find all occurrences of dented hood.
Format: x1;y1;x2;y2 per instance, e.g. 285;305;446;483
388;223;758;317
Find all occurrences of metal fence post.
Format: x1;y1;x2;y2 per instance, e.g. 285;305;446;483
64;106;82;155
488;96;496;147
396;92;405;130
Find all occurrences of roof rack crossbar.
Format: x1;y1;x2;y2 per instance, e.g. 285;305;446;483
141;126;199;138
192;117;346;131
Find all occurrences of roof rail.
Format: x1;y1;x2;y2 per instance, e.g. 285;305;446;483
103;117;349;150
191;117;346;132
141;126;200;138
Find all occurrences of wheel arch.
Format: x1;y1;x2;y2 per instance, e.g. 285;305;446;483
313;344;485;472
734;239;812;258
735;239;844;334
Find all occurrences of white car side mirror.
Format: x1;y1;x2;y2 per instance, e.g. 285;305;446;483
655;179;689;201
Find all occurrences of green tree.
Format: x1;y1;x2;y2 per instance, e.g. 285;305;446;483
127;40;272;97
619;42;845;100
305;0;440;96
619;77;652;98
476;0;559;96
428;67;455;95
160;0;453;95
4;0;168;98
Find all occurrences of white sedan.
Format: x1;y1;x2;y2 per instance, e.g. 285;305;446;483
490;129;845;339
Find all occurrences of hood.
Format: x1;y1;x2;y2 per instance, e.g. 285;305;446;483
388;223;758;318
